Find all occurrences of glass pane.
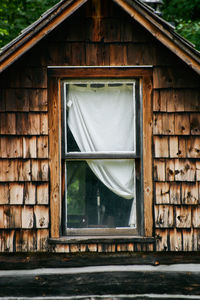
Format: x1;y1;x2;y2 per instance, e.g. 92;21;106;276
66;81;136;153
66;160;136;229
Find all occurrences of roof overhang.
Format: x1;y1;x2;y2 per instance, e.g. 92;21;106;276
0;0;199;75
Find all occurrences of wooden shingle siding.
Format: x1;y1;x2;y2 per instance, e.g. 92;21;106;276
0;0;199;252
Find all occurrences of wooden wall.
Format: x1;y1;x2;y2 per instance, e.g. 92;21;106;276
0;0;199;252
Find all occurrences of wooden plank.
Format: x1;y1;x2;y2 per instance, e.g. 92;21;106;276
31;160;49;181
36;229;49;251
184;89;200;112
0;137;22;158
109;44;127;66
37;136;48;158
34;206;49;229
153;113;162;135
178;137;186;158
166;90;185;112
0;160;17;181
176;206;192;228
4;206;22;229
190;113;200;135
155;182;169;204
15;230;37;252
155;229;168;251
70;43;86;65
175;159;196;182
29;89;47;112
0;207;4;228
162;113;174;135
127;43;154;65
169;229;182;251
0;160;30;182
153;113;174;135
3;230;15;252
5;89;29;112
0;184;9;204
169;182;181;205
3;67;47;89
24;183;36;205
0;89;6;112
16;113;29;135
85;43;107;66
155;205;174;228
143;76;153;237
22;206;34;228
186;136;200;158
192;207;200;228
174;114;190;135
182;182;198;205
154;136;169;158
154;159;165;181
18;160;31;181
153;66;200;89
37;183;49;205
3;251;200;269
40;113;48;135
197;161;200;181
9;183;24;205
169;136;178;158
165;89;200;112
166;159;175;181
23;137;37;158
48;77;61;238
0;113;16;134
153;89;167;112
102;18;121;42
182;229;193;251
28;113;41;135
48;67;153;78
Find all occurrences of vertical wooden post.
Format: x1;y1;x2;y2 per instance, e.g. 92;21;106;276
143;76;153;236
48;77;62;238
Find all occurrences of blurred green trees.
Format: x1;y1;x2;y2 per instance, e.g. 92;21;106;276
162;0;200;49
0;0;59;48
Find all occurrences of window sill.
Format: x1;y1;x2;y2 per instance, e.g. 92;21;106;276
48;236;155;245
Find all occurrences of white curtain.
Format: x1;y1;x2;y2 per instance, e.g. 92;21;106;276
67;83;135;200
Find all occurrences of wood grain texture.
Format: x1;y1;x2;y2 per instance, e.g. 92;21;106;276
176;206;192;228
34;206;49;229
48;77;61;238
154;159;165;181
155;205;174;228
143;76;153;236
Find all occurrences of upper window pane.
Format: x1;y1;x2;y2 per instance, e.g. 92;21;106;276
66;80;136;153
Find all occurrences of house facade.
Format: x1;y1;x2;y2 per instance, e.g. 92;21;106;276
0;0;200;255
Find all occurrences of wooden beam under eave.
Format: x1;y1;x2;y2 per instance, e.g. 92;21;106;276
0;0;88;73
113;0;200;75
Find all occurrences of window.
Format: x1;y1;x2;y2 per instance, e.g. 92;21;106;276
48;67;153;239
63;79;141;235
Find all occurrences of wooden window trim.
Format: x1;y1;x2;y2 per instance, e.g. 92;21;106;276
48;66;153;238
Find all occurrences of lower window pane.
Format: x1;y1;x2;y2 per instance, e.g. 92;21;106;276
66;160;136;229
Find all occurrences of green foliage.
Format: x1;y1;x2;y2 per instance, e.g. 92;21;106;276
162;0;200;50
0;0;59;48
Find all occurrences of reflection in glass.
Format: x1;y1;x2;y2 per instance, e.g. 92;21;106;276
67;161;136;229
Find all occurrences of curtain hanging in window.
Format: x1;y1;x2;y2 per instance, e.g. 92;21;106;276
67;83;135;200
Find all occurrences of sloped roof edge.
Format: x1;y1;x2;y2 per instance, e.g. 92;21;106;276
0;0;200;74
